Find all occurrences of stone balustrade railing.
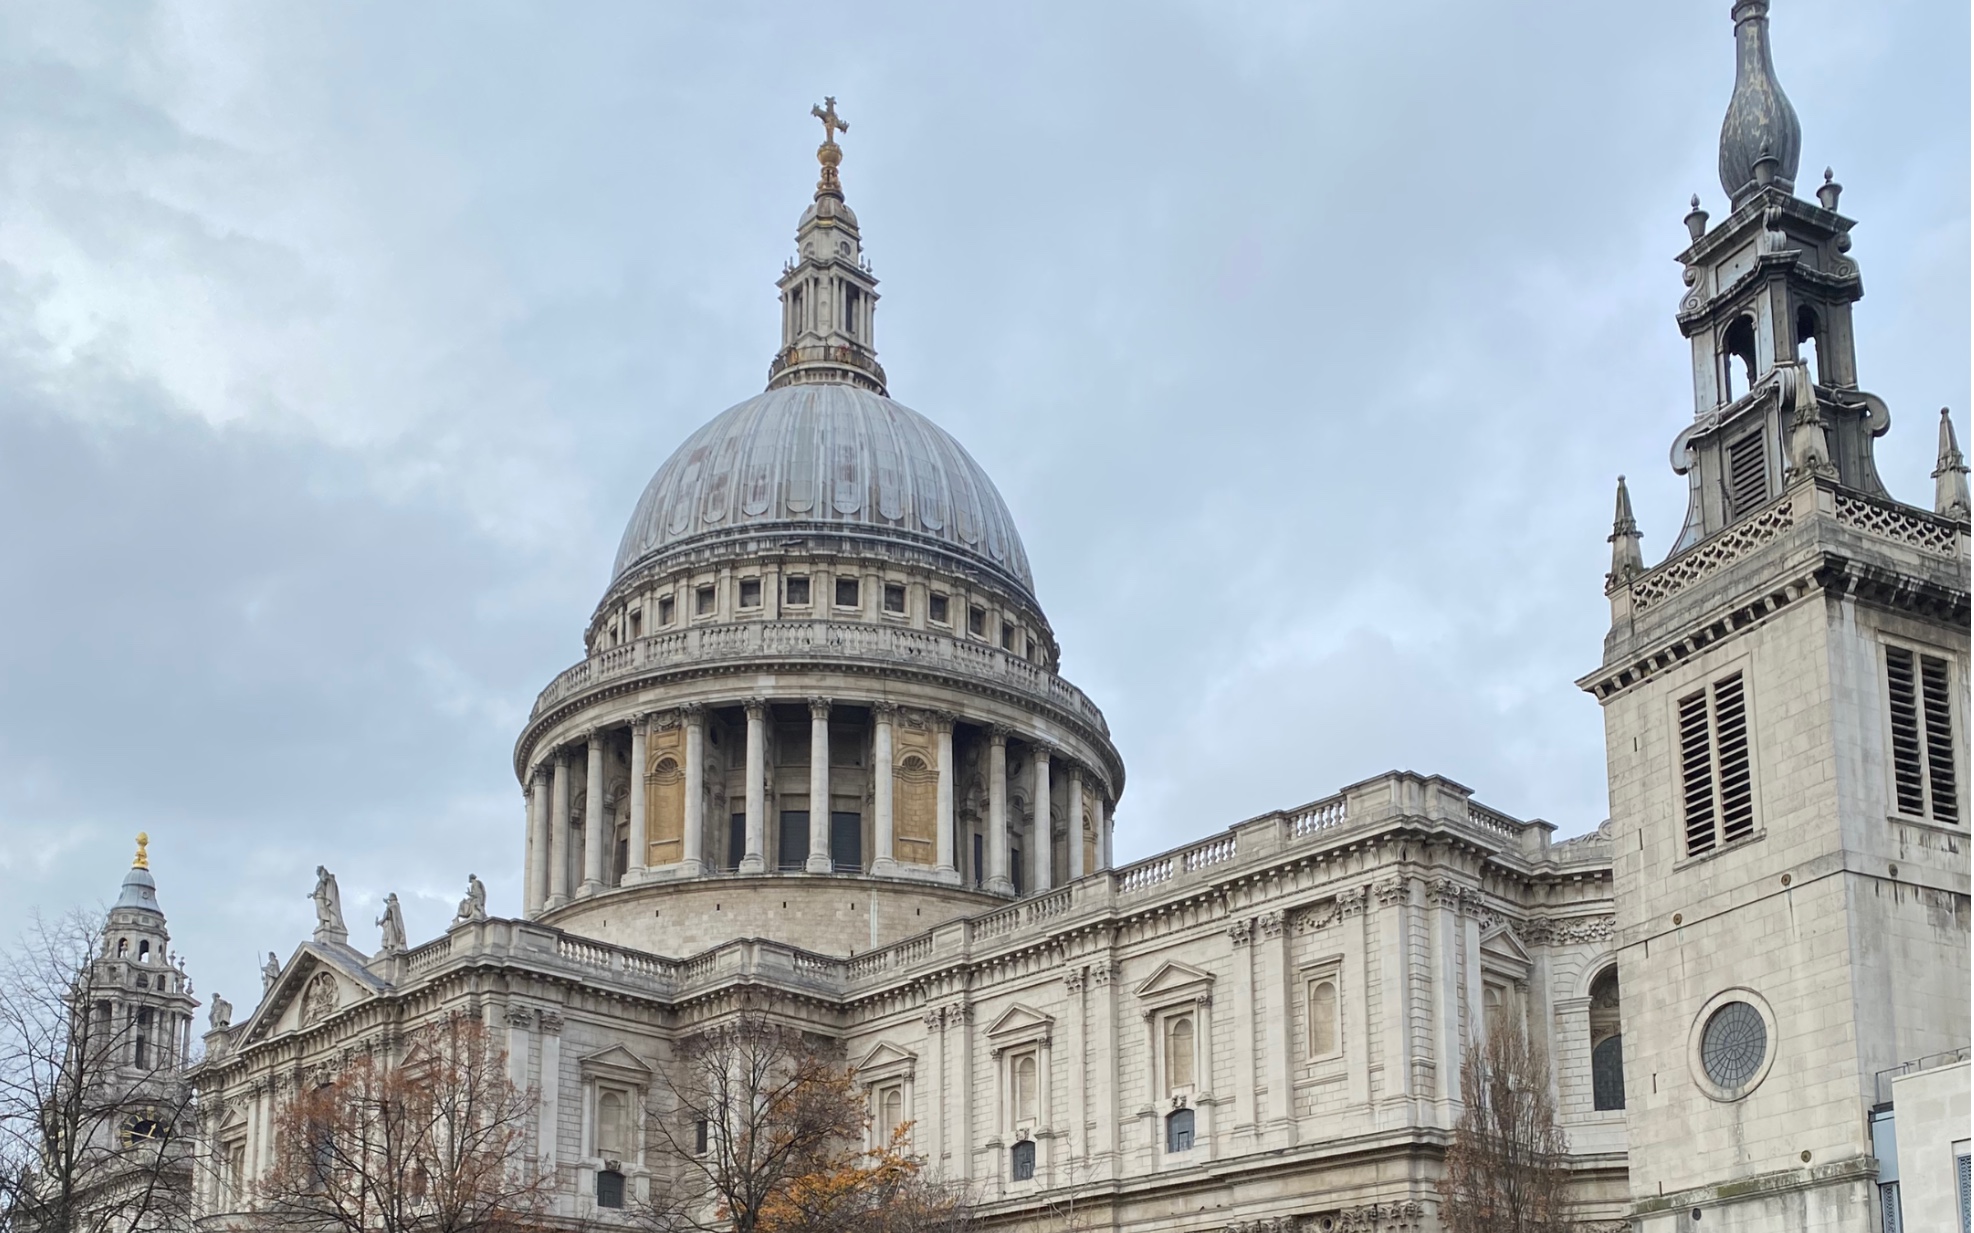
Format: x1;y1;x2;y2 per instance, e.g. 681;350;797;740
408;774;1568;1008
528;619;1110;736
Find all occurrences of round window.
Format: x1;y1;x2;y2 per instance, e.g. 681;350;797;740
1700;1001;1767;1089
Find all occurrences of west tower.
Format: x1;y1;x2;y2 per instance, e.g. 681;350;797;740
1581;4;1971;1230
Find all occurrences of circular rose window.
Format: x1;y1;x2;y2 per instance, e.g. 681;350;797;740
1700;1001;1767;1089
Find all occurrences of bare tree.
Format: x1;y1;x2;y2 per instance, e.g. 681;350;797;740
641;1014;943;1233
0;911;194;1233
1437;1013;1573;1233
256;1011;549;1233
754;1123;976;1233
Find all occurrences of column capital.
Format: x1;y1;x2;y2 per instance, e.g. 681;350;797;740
872;700;898;720
681;701;706;721
743;698;768;721
808;696;832;720
579;727;602;745
989;724;1013;747
929;709;958;733
1031;743;1054;765
625;710;648;729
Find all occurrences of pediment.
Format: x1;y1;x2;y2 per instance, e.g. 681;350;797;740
984;1003;1054;1041
238;946;379;1046
1480;925;1532;973
578;1044;653;1084
1133;960;1216;1002
853;1040;917;1072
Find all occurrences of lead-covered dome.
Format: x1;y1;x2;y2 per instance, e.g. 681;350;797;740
613;383;1034;594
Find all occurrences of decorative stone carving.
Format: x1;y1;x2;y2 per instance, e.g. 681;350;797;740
1372;877;1410;906
376;893;407;955
536;1009;564;1034
452;874;488;926
1091;962;1121;987
1257;910;1285;940
1227;917;1253;945
1064;968;1087;992
310;866;346;941
208;994;232;1031
1519;914;1616;946
1336;885;1369;917
261;951;281;992
505;1005;535;1029
299;972;338;1027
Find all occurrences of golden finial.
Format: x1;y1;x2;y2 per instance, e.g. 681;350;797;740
810;96;848;197
133;832;149;870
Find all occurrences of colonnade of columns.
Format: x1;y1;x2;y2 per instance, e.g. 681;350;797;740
522;698;1114;918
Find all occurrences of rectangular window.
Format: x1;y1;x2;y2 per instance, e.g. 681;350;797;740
738;578;762;608
968;605;986;636
1887;645;1960;824
658;596;675;626
972;833;984;888
1000;622;1016;651
830;811;863;871
785;575;810;606
835;577;860;608
883;582;906;614
1678;670;1755;856
726;813;746;871
929;593;949;624
1725;429;1768;518
696;585;716;616
778;811;808;872
694;1119;709;1155
1165;1014;1195;1090
628;609;642;638
596;1169;625;1209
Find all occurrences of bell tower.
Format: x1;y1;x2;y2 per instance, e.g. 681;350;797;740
1580;4;1970;1231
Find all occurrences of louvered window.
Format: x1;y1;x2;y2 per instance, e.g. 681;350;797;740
1725;430;1769;519
1678;671;1756;856
1886;646;1960;824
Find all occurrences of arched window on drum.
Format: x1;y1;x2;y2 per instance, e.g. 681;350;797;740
1589;967;1625;1111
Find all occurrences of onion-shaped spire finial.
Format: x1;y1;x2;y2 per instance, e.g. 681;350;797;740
1719;0;1801;206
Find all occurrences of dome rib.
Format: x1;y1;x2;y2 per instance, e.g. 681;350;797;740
612;384;1034;594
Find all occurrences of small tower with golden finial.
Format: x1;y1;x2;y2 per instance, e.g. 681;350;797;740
767;97;888;396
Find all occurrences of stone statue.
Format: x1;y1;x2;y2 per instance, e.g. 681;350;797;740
377;893;407;954
261;951;281;992
208;993;232;1031
310;866;345;938
454;873;487;925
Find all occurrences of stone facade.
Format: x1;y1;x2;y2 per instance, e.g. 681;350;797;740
168;7;1968;1233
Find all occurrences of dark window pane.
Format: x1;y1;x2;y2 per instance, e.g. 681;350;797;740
739;578;762;608
727;813;746;871
1592;1034;1626;1110
930;594;949;623
778;811;809;871
786;576;810;606
1165;1108;1195;1152
831;812;862;871
883;583;905;613
596;1169;625;1208
1010;1140;1035;1181
835;577;860;607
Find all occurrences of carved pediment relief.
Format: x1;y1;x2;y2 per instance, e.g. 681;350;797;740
238;948;377;1047
1133;959;1216;1005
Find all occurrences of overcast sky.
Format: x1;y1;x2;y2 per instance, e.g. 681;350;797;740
0;1;1964;1014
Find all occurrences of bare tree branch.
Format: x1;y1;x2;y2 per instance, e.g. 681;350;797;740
1437;1014;1574;1233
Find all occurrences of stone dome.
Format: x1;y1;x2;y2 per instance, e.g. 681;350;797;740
612;383;1034;595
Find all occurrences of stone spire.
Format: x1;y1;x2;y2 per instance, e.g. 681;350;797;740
1718;0;1801;207
1606;476;1645;588
1934;408;1970;520
766;97;888;396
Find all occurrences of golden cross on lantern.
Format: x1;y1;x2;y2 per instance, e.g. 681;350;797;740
133;831;150;870
812;97;848;147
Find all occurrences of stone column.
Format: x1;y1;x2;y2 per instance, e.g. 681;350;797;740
924;1007;948;1170
1430;880;1463;1109
581;732;606;895
872;703;897;872
934;715;956;879
1090;963;1119;1180
1228;918;1257;1138
1340;889;1373;1108
741;700;767;874
627;715;648;881
681;705;706;876
1065;970;1087;1162
548;753;571;908
1100;796;1114;870
1258;910;1295;1145
807;698;832;872
987;727;1013;895
1067;767;1086;881
1030;746;1053;893
1375;877;1416;1109
525;770;550;916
